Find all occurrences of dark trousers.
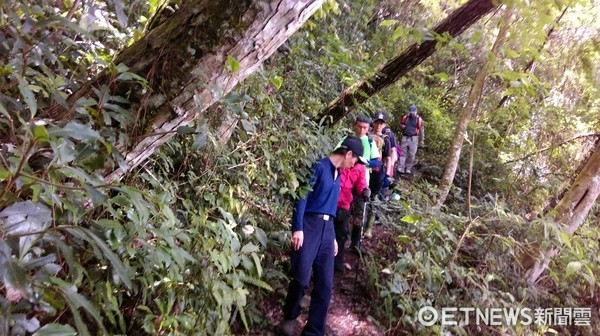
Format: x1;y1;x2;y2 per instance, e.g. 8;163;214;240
333;207;350;271
370;166;386;199
283;213;335;336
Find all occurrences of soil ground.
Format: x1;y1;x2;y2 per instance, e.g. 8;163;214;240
241;222;399;336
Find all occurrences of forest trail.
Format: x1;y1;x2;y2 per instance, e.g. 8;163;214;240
249;217;403;336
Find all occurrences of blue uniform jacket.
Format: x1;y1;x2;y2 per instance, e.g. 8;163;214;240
291;158;341;232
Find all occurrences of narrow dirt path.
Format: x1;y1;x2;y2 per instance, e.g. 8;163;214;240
248;225;388;336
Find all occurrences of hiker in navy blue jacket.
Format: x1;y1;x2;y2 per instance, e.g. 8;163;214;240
277;135;367;336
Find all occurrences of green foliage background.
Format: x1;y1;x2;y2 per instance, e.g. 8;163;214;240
1;0;599;335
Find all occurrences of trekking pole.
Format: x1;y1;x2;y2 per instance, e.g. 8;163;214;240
352;187;371;307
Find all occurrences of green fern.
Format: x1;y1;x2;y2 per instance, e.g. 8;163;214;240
239;273;273;291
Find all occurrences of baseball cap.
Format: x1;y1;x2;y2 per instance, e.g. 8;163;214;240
409;105;417;113
373;111;387;122
339;135;367;165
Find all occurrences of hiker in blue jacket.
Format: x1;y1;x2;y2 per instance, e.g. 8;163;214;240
276;135;367;336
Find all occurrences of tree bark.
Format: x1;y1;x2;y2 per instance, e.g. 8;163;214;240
315;0;499;126
524;141;600;284
434;7;512;208
43;0;325;183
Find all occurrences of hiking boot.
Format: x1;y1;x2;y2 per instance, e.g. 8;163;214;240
275;319;298;336
364;226;373;238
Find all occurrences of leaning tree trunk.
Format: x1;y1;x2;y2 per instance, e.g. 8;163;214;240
525;141;600;284
434;7;512;208
43;0;325;183
315;0;499;126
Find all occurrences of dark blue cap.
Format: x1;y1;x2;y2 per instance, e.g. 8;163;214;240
409;105;417;113
373;111;387;122
339;135;367;164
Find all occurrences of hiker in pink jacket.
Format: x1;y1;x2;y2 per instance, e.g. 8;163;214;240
333;162;368;274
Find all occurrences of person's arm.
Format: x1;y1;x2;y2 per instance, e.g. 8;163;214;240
291;162;322;250
354;165;368;195
291;162;322;232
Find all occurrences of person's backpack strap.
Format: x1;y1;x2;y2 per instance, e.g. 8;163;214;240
401;114;408;124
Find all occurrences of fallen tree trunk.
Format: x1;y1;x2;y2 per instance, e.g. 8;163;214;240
315;0;499;126
43;0;325;182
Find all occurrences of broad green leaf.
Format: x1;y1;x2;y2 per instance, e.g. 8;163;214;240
434;72;449;82
254;227;268;247
241;242;259;253
391;26;405;41
558;231;571;248
51;278;94;336
17;77;37;116
565;261;582;277
241;119;256;134
270;75;283;89
222;93;252;104
0;165;9;181
52;138;76;164
0;201;52;236
401;215;419;224
380;19;398;27
396;235;410;244
227;55;239;73
251;252;263;277
47;122;101;142
4;260;31;300
0;101;9;118
357;90;369;99
34;125;49;142
83;184;108;208
22;254;56;270
33;323;77;336
63;227;132;289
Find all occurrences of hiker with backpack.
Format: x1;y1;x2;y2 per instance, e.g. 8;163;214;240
336;116;381;256
398;105;425;175
369;111;393;200
276;135;367;336
354;111;393;240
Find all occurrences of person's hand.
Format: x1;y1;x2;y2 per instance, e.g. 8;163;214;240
291;230;304;251
420;140;425;147
362;188;371;199
334;239;338;256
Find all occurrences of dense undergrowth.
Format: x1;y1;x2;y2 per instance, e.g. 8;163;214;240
353;179;599;335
